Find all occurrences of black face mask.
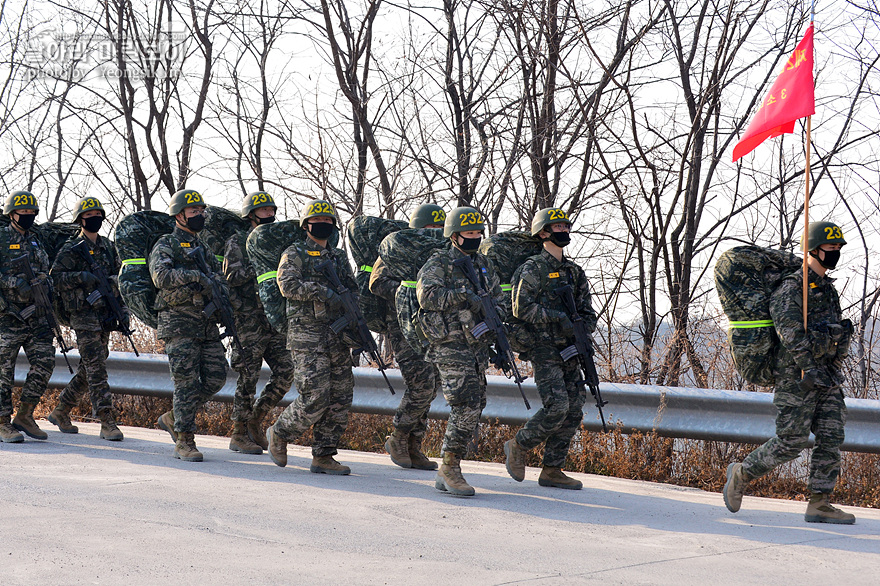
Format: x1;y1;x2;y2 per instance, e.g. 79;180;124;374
255;215;275;225
812;249;841;270
308;221;335;240
185;214;206;232
82;216;104;234
548;231;571;247
14;213;36;231
456;236;482;254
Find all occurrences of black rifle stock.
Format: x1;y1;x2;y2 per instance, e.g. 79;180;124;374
189;246;248;374
316;258;395;395
452;256;530;410
71;241;139;356
11;254;74;373
555;284;607;432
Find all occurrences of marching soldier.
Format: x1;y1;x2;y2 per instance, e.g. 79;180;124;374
47;196;127;441
417;206;504;497
150;189;228;462
0;191;55;443
223;191;295;455
265;199;356;475
504;207;596;489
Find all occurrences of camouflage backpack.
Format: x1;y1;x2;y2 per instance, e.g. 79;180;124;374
114;210;176;329
715;245;802;387
377;227;447;352
479;230;544;296
200;206;251;261
345;216;408;334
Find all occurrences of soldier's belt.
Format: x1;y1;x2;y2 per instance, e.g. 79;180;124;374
729;320;774;329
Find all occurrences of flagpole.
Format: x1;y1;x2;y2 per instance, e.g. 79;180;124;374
803;114;811;332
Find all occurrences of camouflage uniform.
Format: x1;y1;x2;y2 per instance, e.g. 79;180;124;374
223;231;294;423
416;247;503;456
273;238;356;457
149;226;228;434
510;249;597;467
370;257;438;438
741;268;848;493
0;223;54;417
50;233;124;416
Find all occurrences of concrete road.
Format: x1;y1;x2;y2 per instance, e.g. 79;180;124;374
1;422;878;585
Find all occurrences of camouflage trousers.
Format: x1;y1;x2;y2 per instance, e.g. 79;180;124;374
275;334;354;457
165;337;228;434
742;377;847;493
58;330;113;415
429;342;488;457
515;349;586;468
0;319;54;417
230;327;295;423
387;321;438;438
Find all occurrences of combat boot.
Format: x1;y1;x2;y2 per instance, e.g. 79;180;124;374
174;432;203;462
98;410;124;441
805;493;856;524
538;466;583;490
723;462;750;513
310;455;351;475
12;403;47;440
247;404;270;450
266;425;287;467
157;411;177;443
435;452;475;497
504;438;527;482
384;429;412;469
408;434;437;470
0;416;24;443
229;422;262;454
48;402;79;434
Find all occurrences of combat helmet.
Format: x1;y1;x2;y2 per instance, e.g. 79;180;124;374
531;207;572;236
241;191;277;218
443;206;484;237
168;189;207;216
4;190;39;216
71;196;106;223
299;199;337;227
803;221;847;251
409;204;446;228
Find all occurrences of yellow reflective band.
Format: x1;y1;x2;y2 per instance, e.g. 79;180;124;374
729;320;774;329
122;258;147;265
257;271;278;284
215;255;224;263
501;284;513;292
401;281;417;288
360;265;373;273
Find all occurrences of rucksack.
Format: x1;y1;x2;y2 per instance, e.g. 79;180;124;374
377;227;447;352
478;230;544;294
715;245;802;387
114;211;175;329
0;215;81;265
345;216;408;333
200;206;251;261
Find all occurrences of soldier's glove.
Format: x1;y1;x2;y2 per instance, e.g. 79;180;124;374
465;292;482;314
809;325;837;359
549;310;574;336
120;308;132;331
15;277;32;298
799;367;835;392
80;271;100;289
324;288;343;310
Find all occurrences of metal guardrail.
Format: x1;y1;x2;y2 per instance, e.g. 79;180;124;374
15;350;880;454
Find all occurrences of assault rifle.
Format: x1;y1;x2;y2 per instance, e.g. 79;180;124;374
316;258;395;395
189;246;248;374
71;240;139;356
11;254;74;373
452;256;530;410
555;284;607;432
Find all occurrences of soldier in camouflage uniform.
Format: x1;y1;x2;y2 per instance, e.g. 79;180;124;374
149;189;228;462
0;191;55;443
223;191;296;455
417;206;504;497
504;208;596;490
265;199;356;475
724;221;855;524
47;197;127;441
370;204;445;470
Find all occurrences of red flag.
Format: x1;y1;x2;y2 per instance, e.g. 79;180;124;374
732;24;815;162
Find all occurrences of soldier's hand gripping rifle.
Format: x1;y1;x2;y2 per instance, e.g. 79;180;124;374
452;256;530;410
555;284;607;432
189;246;248;375
315;258;395;395
11;254;74;373
71;241;139;356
